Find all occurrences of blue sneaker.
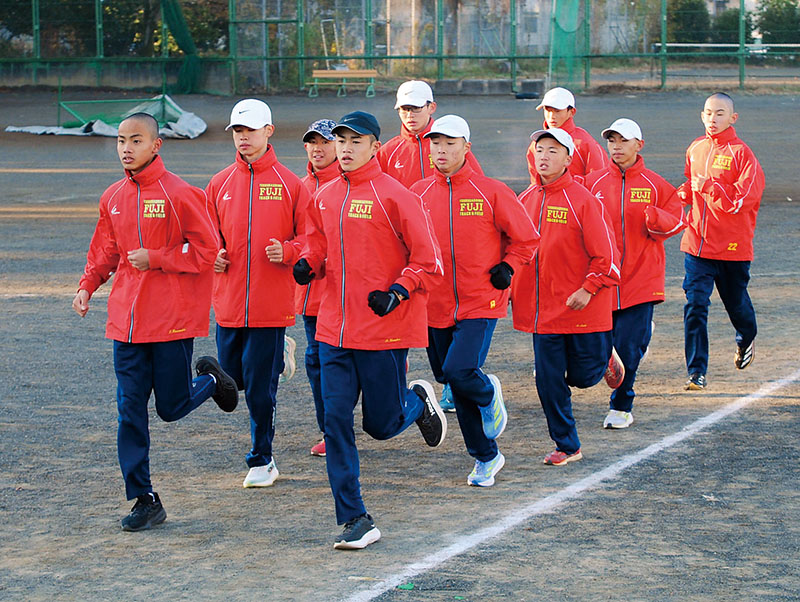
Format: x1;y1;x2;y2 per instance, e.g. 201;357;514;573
479;374;507;440
467;452;506;487
439;383;455;413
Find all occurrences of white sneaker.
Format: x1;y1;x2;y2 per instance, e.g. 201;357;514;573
243;460;279;488
279;336;297;384
603;409;633;429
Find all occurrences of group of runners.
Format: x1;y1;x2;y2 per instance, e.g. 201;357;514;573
73;80;764;549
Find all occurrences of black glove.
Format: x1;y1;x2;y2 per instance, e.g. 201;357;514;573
489;261;514;290
293;259;315;285
368;284;408;316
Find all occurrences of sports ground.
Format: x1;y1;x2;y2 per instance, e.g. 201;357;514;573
0;89;798;600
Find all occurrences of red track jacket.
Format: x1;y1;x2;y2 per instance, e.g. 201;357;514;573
584;156;686;311
302;157;443;350
206;146;309;328
377;119;483;188
511;170;620;334
411;163;539;328
526;117;608;184
78;155;217;343
295;160;341;316
677;126;764;261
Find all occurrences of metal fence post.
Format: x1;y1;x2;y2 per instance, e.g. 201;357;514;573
32;0;40;85
660;0;667;89
584;0;590;89
95;0;104;86
738;0;746;89
229;0;238;94
365;0;374;68
297;0;305;90
437;0;444;81
510;0;517;92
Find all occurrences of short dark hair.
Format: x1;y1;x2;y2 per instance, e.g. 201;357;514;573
121;112;159;139
708;92;734;111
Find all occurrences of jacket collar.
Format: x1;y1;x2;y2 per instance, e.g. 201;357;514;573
400;118;433;142
306;159;341;184
126;154;166;186
339;156;383;186
707;125;737;145
543;116;576;134
534;169;573;194
433;161;475;186
235;144;278;173
608;154;645;178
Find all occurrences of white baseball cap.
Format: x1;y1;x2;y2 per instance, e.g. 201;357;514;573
394;80;434;109
536;87;576;111
226;99;272;130
424;114;470;142
530;127;575;156
601;118;643;141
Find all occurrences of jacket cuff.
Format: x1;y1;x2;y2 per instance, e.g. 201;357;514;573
581;279;601;295
502;255;522;274
394;275;416;295
282;241;298;265
148;248;162;270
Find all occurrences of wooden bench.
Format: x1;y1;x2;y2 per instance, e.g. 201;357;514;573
307;69;378;98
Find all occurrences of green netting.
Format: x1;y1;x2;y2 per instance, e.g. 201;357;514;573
58;95;181;128
548;0;583;90
162;0;201;93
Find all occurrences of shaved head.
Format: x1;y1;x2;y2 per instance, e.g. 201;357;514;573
121;112;159;140
706;92;734;112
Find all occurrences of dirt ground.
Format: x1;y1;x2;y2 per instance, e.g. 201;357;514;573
0;90;798;601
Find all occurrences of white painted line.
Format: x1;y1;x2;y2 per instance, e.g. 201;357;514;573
343;368;800;602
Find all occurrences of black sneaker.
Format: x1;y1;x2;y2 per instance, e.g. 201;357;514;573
333;514;381;550
195;356;238;412
734;341;754;370
121;492;167;532
684;373;707;391
409;379;447;448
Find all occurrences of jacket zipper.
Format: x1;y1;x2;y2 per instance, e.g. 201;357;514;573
128;178;143;343
697;141;714;256
617;173;626;310
533;190;546;333
245;164;254;327
448;177;460;322
337;176;351;347
302;172;321;314
417;135;425;178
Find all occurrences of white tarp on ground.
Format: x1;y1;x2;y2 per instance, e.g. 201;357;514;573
4;95;206;139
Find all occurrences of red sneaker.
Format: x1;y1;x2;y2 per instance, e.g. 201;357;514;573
604;348;625;389
543;449;583;466
310;439;326;457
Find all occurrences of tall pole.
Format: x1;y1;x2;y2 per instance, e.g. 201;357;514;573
32;0;40;84
95;0;104;86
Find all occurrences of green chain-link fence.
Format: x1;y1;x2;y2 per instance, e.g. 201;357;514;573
1;0;799;94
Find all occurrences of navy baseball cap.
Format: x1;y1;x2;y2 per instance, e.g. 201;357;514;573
332;111;381;140
303;118;337;142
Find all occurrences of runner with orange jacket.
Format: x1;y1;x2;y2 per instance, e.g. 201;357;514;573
677;93;765;390
525;87;607;184
411;115;539;488
511;127;622;467
294;110;446;550
73;113;237;532
206;99;310;489
295;118;340;458
584;118;686;429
